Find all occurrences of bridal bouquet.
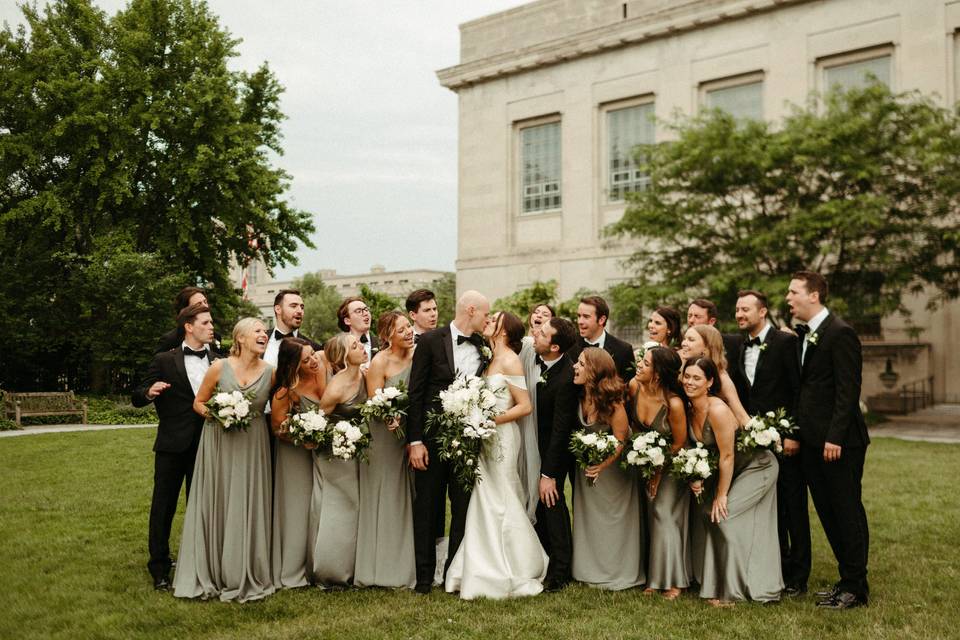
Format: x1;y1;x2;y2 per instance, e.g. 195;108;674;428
426;375;503;493
329;419;371;462
620;430;669;479
360;381;409;441
738;408;798;455
205;388;257;432
284;408;330;448
569;430;622;486
670;442;717;503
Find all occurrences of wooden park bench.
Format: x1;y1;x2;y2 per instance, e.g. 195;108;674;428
2;391;88;426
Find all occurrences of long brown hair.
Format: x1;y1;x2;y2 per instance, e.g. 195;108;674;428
580;347;625;425
377;310;405;351
690;324;728;372
493;311;524;354
271;337;311;401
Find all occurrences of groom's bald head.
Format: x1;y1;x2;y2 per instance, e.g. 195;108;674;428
455;290;490;334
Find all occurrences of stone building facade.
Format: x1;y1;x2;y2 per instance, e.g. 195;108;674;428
438;0;960;405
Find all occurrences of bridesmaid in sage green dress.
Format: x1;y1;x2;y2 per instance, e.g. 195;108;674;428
311;332;368;587
173;317;276;602
682;357;783;606
269;338;326;589
571;348;645;591
355;312;416;588
628;346;691;599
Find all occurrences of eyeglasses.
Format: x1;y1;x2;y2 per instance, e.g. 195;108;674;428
351;307;371;315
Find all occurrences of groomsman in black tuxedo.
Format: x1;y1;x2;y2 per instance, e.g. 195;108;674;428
786;271;870;609
338;296;379;363
132;303;219;591
687;297;748;400
406;290;491;594
264;289;321;366
154;286;224;355
735;289;809;596
531;316;578;591
406;288;439;344
569;295;635;382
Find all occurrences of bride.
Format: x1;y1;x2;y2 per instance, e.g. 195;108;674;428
445;311;549;599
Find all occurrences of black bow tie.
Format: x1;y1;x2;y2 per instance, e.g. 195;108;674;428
360;334;369;344
457;333;483;348
414;333;421;344
183;346;207;358
745;336;762;347
535;355;548;375
581;337;600;348
795;324;810;338
274;329;290;341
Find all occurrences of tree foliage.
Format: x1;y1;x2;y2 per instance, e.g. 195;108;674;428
430;273;456;327
359;284;401;336
296;272;342;345
607;83;960;328
492;280;589;326
0;0;315;391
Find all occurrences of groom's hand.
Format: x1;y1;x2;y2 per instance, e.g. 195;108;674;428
146;381;171;400
823;442;842;462
408;443;429;471
539;476;558;508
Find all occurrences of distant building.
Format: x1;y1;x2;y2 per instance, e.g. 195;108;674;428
438;0;960;405
232;262;450;319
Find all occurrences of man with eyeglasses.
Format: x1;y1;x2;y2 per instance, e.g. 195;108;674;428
337;296;378;363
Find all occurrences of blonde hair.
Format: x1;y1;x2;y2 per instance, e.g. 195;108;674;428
691;324;728;372
324;333;353;374
230;317;264;357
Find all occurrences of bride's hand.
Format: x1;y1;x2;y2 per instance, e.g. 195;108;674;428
585;464;604;480
386;416;401;431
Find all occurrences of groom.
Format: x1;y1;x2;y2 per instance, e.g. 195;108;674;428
531;316;579;591
406;290;491;594
132;303;219;590
787;271;870;609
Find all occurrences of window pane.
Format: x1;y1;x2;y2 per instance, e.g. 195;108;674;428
705;81;763;120
607;103;655;202
521;122;561;214
824;55;891;91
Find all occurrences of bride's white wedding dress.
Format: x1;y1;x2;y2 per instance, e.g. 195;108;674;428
444;373;548;600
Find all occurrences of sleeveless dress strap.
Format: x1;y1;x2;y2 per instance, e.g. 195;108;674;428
504;374;528;391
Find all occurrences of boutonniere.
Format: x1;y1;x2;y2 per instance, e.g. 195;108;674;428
479;345;492;360
806;332;819;346
537;371;549;386
759;343;769;353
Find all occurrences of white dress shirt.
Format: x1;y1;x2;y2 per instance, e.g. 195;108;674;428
264;327;298;413
450;322;482;377
743;322;772;386
583;330;607;349
181;342;211;396
801;307;830;365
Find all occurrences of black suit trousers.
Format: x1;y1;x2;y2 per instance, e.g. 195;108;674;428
533;472;572;582
777;451;811;586
802;444;869;596
147;443;199;579
412;443;471;587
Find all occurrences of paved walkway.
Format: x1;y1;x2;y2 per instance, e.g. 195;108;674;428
3;404;960;443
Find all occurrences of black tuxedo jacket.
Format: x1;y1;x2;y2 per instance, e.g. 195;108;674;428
406;325;485;444
722;332;751;404
737;328;800;418
132;347;221;453
795;314;869;449
535;355;578;480
155;327;226;357
570;332;636;382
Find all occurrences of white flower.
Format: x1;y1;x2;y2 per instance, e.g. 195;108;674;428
580;433;598;446
213;392;232;405
754;429;773;446
626;451;640;464
346;425;363;442
594;440;607;451
694;459;712;478
233;402;249;419
658;438;667;447
382;387;401;400
219;406;234;417
648;448;665;467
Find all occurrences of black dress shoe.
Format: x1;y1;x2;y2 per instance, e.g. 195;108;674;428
414;583;432;595
782;584;807;597
817;591;867;609
543;578;569;593
153;576;171;591
814;584;840;598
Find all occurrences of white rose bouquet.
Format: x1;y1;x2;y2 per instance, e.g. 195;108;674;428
360;381;409;441
738;408;798;455
620;430;670;479
329;419;371;462
283;407;330;448
204;388;257;432
569;429;622;486
670;442;718;503
426;375;504;493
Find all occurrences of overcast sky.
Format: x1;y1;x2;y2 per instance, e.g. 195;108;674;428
1;1;527;280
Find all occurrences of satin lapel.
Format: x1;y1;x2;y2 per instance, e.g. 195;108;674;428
173;348;192;396
752;332;772;387
440;326;456;376
802;313;833;375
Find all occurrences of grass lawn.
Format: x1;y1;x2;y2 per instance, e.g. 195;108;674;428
1;430;957;640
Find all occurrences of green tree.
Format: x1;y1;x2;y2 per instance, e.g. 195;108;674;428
430;273;456;327
359;284;401;337
493;280;559;320
607;83;960;328
296;272;342;344
0;0;315;391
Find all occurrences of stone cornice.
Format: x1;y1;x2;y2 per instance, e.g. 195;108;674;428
438;0;814;90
